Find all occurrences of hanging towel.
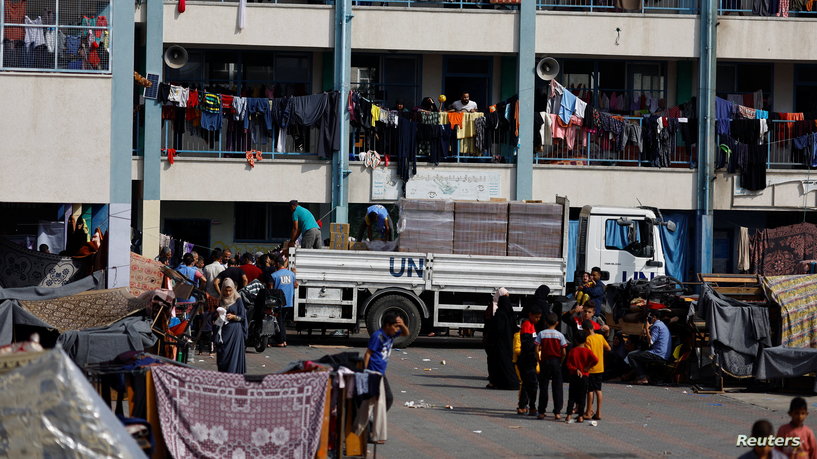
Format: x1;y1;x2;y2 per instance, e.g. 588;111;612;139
738;227;751;272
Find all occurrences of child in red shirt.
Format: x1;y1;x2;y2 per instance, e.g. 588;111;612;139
515;306;543;416
565;332;598;424
776;397;817;459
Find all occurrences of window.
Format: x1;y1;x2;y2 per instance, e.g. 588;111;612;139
716;63;772;110
350;53;420;107
605;218;651;257
234;203;294;242
443;56;491;113
1;0;112;72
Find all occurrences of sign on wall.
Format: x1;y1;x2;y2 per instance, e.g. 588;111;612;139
371;168;502;201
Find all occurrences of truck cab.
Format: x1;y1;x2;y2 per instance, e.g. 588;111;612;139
577;206;674;284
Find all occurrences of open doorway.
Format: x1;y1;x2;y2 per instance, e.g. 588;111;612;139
443;56;492;111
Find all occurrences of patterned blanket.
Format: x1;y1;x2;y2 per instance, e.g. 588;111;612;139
18;288;146;332
129;252;164;296
0;237;93;288
762;274;817;348
752;223;817;275
152;366;329;459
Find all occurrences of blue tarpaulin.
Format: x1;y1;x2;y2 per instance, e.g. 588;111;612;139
567;220;578;283
659;212;690;282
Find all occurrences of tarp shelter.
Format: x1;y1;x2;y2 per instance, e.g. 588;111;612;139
762;274;817;348
0;348;143;458
0;236;94;288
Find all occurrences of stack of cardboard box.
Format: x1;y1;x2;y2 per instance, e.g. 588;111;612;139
329;223;350;250
398;199;454;253
507;202;563;258
453;201;509;256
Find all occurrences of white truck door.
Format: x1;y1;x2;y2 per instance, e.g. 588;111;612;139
595;216;660;283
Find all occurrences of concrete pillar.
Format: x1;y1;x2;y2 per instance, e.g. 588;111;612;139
331;0;352;224
141;0;164;258
695;0;717;276
515;0;535;201
108;0;136;288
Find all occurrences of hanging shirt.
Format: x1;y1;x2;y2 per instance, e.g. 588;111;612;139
24;16;46;47
558;86;577;124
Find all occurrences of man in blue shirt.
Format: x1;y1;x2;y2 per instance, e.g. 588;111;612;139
270;255;297;347
364;312;408;374
289;200;323;249
625;312;673;384
362;204;392;241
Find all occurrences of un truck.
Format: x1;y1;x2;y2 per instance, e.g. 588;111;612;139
289;198;675;346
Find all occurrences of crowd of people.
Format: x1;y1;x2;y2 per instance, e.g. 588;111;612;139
482;267;676;424
157;245;296;375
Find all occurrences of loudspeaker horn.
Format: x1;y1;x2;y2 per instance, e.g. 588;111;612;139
536;57;560;81
164;45;188;69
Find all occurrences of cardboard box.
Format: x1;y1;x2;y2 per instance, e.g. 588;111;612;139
330;232;349;250
507;202;564;257
454;201;509;256
398;199;454;253
330;223;350;234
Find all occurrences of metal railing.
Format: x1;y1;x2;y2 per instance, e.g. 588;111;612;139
718;0;817;15
536;116;696;167
1;0;112;73
193;0;706;12
767;120;816;170
160;119;325;160
537;0;697;13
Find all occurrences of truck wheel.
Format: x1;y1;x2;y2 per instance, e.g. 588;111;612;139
254;336;267;353
366;294;422;348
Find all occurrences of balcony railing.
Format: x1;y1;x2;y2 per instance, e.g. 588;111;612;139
718;0;817;15
537;0;698;14
193;0;701;12
536;116;696;168
160;119;324;160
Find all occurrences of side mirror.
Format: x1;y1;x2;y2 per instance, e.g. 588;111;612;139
665;220;677;232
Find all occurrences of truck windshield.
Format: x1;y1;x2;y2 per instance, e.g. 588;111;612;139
605;219;651;257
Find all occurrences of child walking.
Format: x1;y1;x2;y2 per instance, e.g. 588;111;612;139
564;332;598;423
584;319;610;420
514;306;542;415
776;397;816;458
535;312;568;420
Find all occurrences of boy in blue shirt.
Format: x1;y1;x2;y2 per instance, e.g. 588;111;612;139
364;313;408;374
270;255;296;347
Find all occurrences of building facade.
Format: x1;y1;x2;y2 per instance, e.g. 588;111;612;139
3;0;817;285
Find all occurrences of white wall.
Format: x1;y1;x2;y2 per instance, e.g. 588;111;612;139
159;158;331;202
718;17;817;61
0;74;111;203
352;8;517;53
714;171;817;210
533;165;697;209
536;13;698;59
163;3;333;49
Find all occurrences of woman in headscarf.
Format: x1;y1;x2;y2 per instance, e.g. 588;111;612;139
489;295;520;390
484;287;515;389
214;277;248;374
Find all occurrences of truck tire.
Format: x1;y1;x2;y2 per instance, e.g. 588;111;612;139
366;294;422;348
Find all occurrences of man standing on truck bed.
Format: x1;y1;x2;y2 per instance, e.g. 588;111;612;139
289;200;323;249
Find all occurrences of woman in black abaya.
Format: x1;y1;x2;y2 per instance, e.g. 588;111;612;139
487;295;519;390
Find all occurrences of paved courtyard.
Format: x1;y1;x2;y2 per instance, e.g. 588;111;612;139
189;332;817;458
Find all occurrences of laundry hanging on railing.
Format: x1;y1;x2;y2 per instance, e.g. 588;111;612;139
154;82;340;158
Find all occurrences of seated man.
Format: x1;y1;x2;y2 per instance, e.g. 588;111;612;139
625;312;673;384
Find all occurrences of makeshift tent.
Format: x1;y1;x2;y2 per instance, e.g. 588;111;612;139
698;285;772;378
58;316;157;367
0;237;94;288
762;274;817;348
0;348;143;458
